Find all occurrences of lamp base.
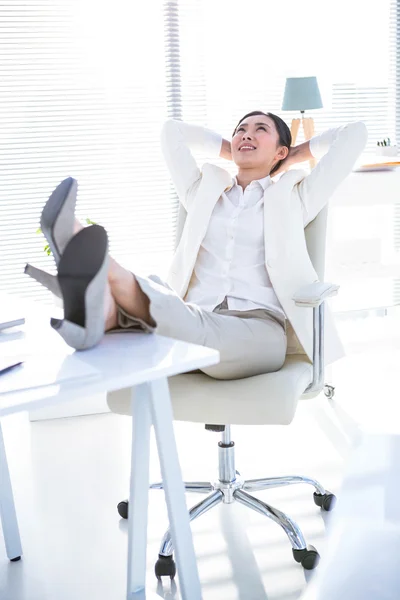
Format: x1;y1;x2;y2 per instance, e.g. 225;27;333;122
290;116;316;169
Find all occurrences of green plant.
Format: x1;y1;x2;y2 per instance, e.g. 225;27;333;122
36;218;96;256
377;138;391;146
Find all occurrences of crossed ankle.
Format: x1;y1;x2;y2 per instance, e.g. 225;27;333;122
108;274;153;327
105;306;118;331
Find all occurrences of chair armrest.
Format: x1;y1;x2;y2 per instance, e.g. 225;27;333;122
292;282;339;394
293;282;339;308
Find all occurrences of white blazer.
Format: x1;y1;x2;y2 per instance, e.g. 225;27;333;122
160;119;368;365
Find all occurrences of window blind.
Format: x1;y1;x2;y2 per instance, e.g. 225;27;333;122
2;0;399;312
392;0;400;150
0;0;175;303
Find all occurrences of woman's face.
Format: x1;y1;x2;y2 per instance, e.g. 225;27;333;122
231;115;288;171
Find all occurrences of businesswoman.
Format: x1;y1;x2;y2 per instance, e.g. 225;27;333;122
26;111;367;379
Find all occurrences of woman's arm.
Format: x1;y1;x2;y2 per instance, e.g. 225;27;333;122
289;140;313;164
273;140;313;175
220;138;232;161
298;121;368;225
160;119;223;210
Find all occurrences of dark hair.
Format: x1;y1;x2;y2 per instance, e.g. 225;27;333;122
232;110;291;176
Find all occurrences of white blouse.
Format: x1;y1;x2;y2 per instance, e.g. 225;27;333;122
185;174;286;319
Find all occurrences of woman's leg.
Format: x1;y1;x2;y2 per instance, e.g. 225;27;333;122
90;226;286;380
104;263;153;331
105;267;287;380
107;257;152;325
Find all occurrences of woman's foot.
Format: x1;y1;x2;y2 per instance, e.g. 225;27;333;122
75;217;151;327
51;225;111;350
75;218;118;331
75;218;130;287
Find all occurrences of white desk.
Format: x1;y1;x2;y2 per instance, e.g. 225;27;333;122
0;308;219;599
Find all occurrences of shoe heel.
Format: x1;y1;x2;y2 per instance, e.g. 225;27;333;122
24;264;62;298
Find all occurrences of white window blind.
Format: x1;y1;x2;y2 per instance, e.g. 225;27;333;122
0;0;176;303
2;0;399;313
392;0;400;149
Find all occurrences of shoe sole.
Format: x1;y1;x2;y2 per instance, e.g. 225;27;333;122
56;225;108;328
40;177;77;263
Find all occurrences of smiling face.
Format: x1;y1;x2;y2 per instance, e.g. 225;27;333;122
231;114;288;174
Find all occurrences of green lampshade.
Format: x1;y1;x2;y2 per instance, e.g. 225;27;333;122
282;76;323;111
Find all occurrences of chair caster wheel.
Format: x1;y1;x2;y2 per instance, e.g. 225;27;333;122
313;490;336;511
117;499;129;519
292;545;320;570
324;385;335;399
155;554;176;579
10;556;21;562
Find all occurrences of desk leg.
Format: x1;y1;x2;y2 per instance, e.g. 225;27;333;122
127;384;152;599
149;378;202;600
0;420;22;561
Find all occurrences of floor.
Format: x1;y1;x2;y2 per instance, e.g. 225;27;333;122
1;311;399;600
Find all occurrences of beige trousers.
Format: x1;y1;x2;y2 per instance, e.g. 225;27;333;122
115;274;287;380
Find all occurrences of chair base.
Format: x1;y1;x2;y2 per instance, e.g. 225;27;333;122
117;426;336;575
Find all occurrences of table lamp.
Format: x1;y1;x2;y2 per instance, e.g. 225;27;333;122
282;76;323;168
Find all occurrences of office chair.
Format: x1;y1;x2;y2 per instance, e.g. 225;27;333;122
107;202;338;576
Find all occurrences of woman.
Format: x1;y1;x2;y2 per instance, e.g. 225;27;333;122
26;110;368;379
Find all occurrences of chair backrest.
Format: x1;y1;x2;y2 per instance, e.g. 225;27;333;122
174;201;328;282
